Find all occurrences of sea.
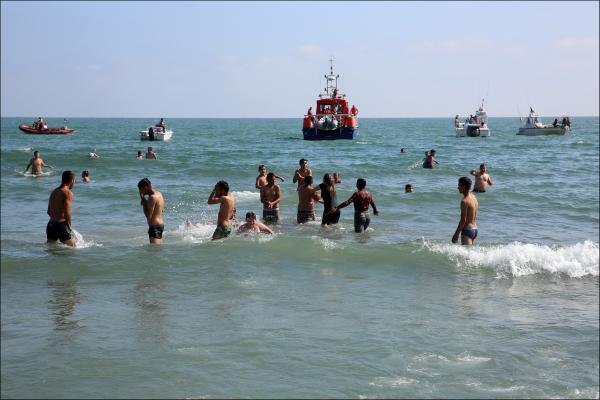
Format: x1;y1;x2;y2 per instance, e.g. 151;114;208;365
1;116;598;398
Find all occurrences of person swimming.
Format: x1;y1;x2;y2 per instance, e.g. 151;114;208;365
237;212;273;234
81;170;90;183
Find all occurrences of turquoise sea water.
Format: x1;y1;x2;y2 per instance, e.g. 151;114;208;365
1;116;598;398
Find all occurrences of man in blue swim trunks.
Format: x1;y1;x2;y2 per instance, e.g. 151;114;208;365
208;180;235;240
452;176;478;245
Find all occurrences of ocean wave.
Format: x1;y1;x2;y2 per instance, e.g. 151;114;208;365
231;191;260;201
369;376;419;387
424;240;599;278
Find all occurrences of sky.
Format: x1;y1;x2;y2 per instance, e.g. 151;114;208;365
1;1;598;118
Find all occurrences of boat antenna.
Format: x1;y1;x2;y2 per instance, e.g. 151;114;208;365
517;105;522;124
329;56;334;75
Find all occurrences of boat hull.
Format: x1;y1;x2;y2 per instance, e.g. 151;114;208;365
517;126;569;136
302;127;356;140
139;130;173;141
19;124;75;135
456;125;490;137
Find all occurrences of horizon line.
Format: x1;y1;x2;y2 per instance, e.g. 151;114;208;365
2;115;598;119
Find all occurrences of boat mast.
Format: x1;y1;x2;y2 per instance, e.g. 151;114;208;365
324;56;340;98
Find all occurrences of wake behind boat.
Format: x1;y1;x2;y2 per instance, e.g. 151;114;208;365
517;108;571;136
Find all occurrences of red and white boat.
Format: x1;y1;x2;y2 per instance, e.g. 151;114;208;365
19;124;75;135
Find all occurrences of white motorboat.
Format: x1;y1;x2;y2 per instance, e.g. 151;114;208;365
517;108;570;136
455;99;490;137
140;127;173;141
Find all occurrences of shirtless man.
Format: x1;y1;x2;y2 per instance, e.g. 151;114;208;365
452;176;479;245
137;178;165;244
155;118;166;132
255;165;285;189
81;170;90;183
237;212;273;234
208;180;235;240
260;173;281;224
297;175;321;223
24;151;52;175
293;158;312;188
46;171;76;247
146;147;158;160
333;178;379;233
423;149;438;169
470;164;494;193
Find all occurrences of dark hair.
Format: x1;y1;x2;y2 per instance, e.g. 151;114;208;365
299;158;307;165
245;211;256;219
356;178;366;190
216;180;229;193
458;176;472;188
137;150;142;155
304;175;313;185
34;150;39;156
267;172;275;180
61;170;74;185
258;164;265;171
82;170;89;177
405;184;412;190
137;177;152;189
323;173;331;183
430;149;436;154
480;163;486;169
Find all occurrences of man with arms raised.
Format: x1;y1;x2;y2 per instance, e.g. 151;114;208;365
256;164;285;189
260;173;281;224
138;178;165;244
470;163;494;193
452;176;479;245
208;180;235;240
293;158;312;188
24;150;53;176
46;170;76;247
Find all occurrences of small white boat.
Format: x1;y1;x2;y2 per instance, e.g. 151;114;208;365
517;108;570;136
139;127;173;141
455;99;490;137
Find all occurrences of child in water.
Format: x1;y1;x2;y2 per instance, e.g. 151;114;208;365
82;170;90;183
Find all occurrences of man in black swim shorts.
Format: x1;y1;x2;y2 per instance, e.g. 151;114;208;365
46;171;77;247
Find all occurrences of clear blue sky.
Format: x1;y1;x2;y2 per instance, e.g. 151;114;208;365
1;1;598;117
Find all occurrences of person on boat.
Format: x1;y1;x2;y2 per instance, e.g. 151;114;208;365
207;180;235;240
138;177;165;245
564;117;571;128
314;173;340;226
333;178;379;233
24;150;53;175
552;118;559;128
454;115;461;127
46;170;77;247
136;151;143;160
155;118;166;132
81;170;90;183
260;173;281;224
452;176;479;246
405;184;413;193
423;149;438;169
237;212;273;235
293;158;312;188
256;165;285;189
332;88;338;98
351;105;359;116
470;164;493;193
145;147;158;159
296;175;321;224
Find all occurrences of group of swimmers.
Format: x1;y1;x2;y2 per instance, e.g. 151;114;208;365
38;150;493;247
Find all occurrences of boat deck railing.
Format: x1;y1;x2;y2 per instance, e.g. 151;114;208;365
304;113;356;118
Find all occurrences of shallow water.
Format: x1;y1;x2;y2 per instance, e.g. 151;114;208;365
1;116;598;398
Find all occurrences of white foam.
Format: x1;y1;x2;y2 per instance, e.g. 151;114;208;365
456;352;491;363
72;229;102;248
17;147;34;152
369;376;418;387
231;191;260;202
424;241;599;278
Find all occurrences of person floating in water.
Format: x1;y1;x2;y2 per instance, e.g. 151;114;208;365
46;170;77;247
260;173;282;224
333;172;342;184
88;149;99;158
470;164;494;193
333;178;379;233
452;176;479;246
293;158;312;188
255;165;285;189
237;212;273;234
297;175;321;224
423;149;438;169
315;173;340;226
405;184;413;193
137;178;165;244
146;147;158;159
24;150;53;176
81;170;90;183
136;151;143;160
400;148;406;154
208;180;235;240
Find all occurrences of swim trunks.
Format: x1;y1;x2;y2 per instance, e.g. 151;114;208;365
354;211;371;233
46;220;72;242
472;189;486;193
213;224;231;239
297;210;315;224
263;208;279;223
148;224;164;239
461;226;478;240
322;210;341;226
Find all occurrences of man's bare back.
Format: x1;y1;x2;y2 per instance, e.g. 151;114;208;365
453;177;479;245
297;184;319;212
46;171;76;247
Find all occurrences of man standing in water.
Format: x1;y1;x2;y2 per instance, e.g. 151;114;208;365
333;178;379;233
470;164;494;193
46;170;76;247
137;178;165;244
452;176;479;245
293;158;312;188
260;173;281;224
24;150;53;175
315;173;340;226
208;180;235;240
297;175;321;223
